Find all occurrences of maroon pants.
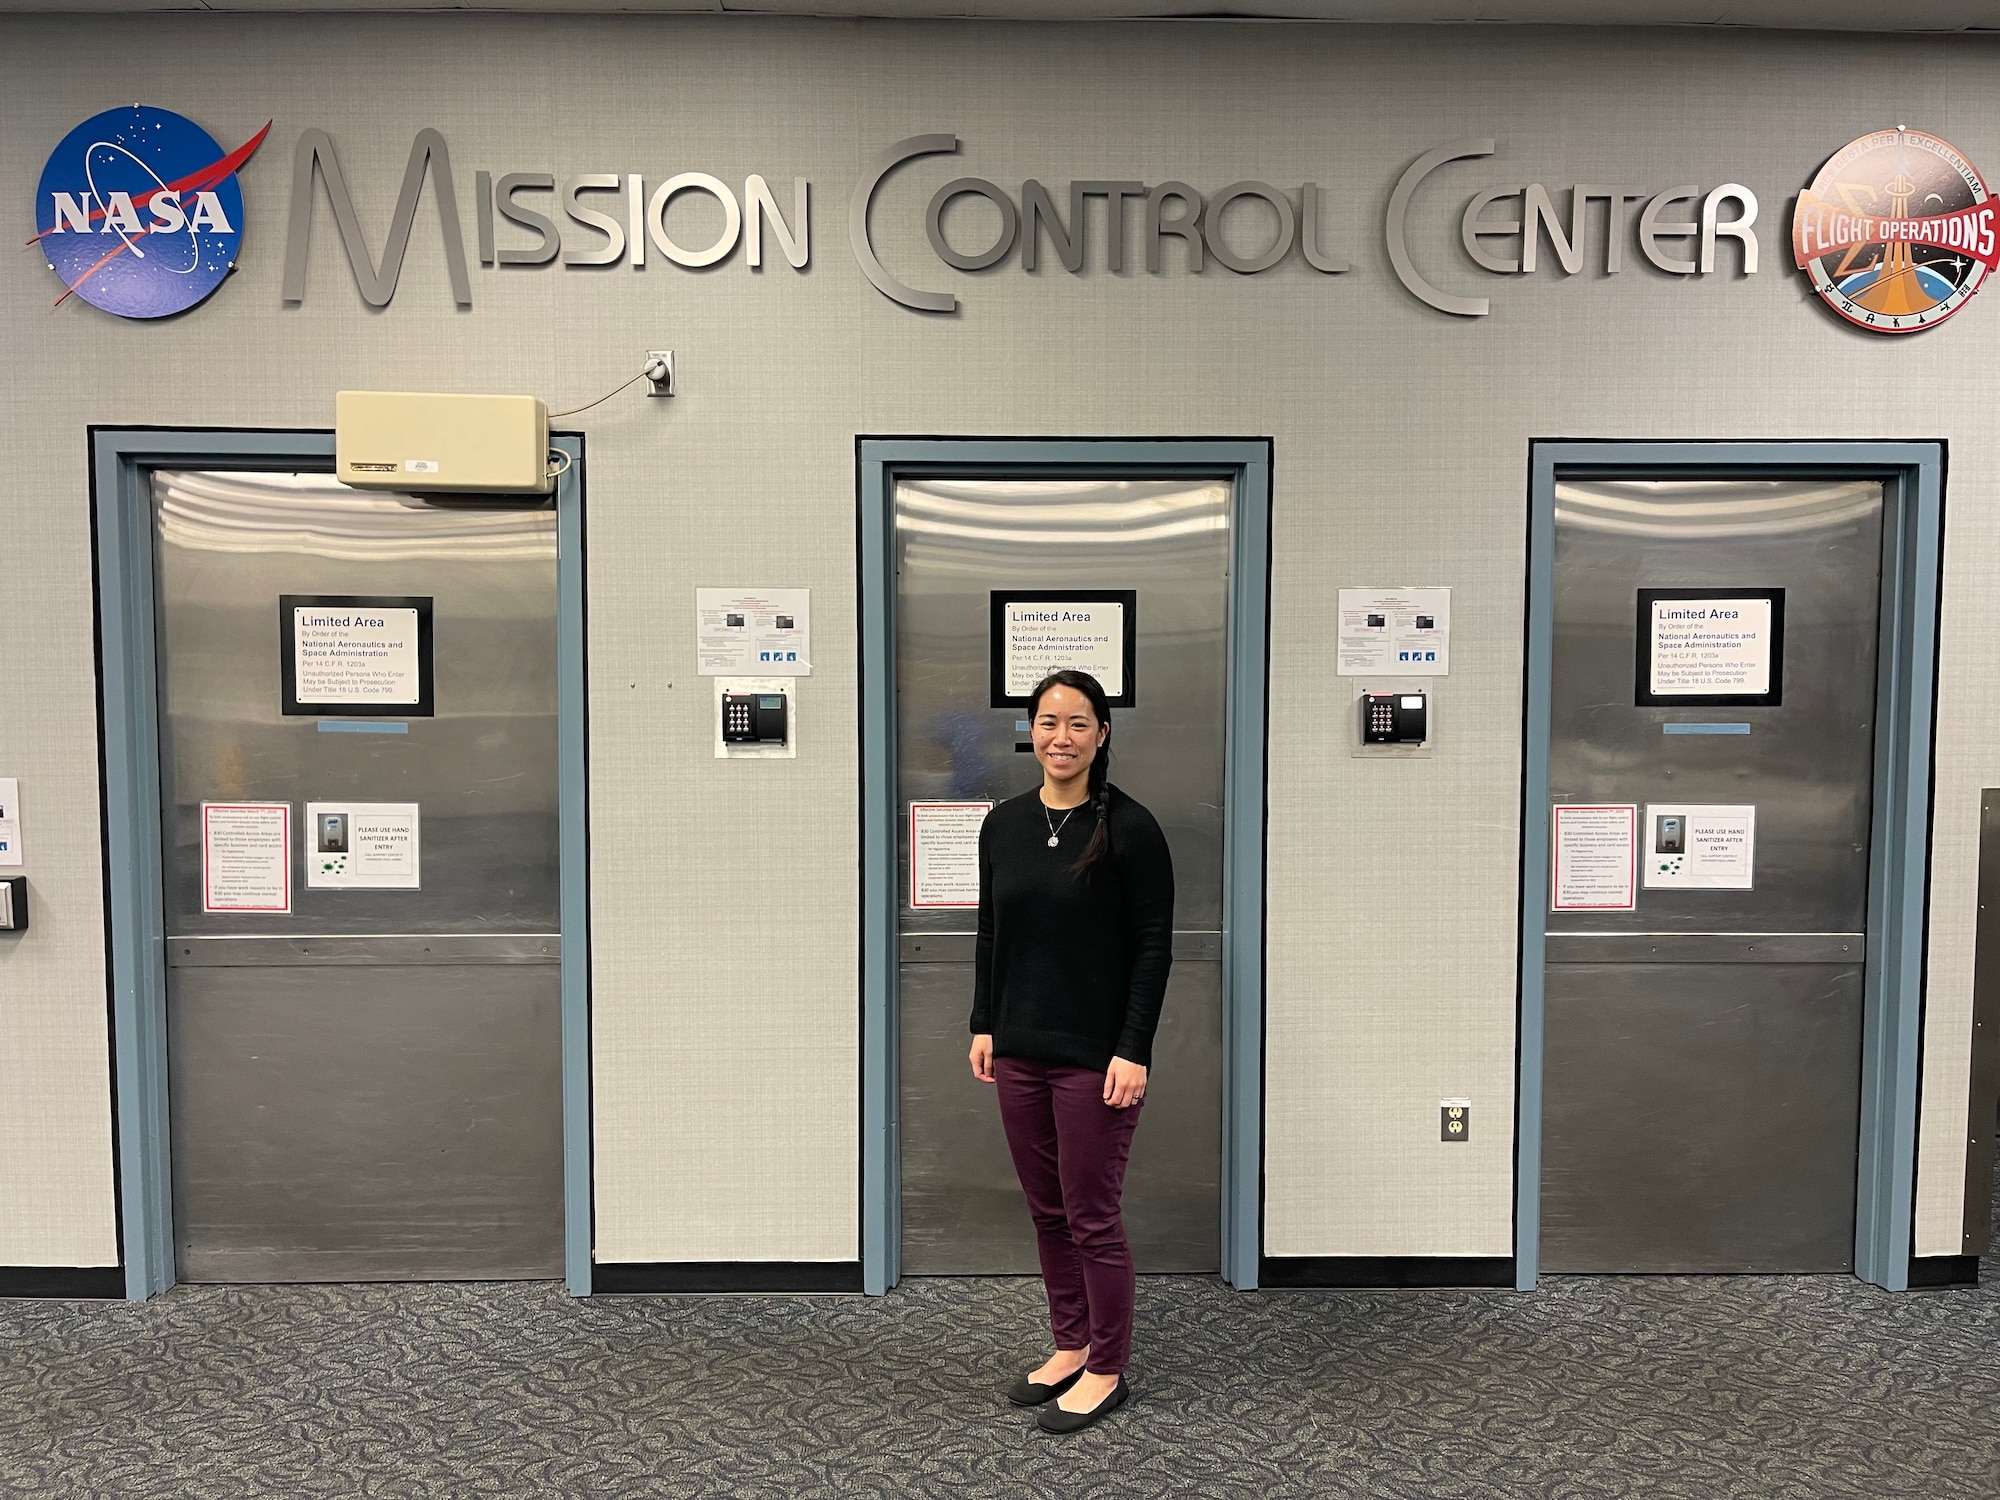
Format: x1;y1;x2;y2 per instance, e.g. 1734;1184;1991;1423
994;1057;1144;1376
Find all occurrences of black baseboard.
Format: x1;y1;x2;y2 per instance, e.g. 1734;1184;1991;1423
1907;1255;1979;1289
592;1260;864;1294
0;1266;124;1299
1260;1255;1515;1289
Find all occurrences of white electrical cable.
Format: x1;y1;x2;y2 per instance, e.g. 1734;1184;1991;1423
548;369;648;419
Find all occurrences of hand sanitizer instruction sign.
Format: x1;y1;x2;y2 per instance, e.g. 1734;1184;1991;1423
306;802;421;890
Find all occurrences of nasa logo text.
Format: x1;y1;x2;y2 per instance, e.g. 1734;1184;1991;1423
32;105;269;319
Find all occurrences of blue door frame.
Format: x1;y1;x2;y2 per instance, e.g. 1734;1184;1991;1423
857;438;1272;1294
1517;441;1944;1292
90;428;595;1299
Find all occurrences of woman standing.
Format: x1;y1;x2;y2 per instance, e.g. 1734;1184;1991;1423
968;668;1175;1435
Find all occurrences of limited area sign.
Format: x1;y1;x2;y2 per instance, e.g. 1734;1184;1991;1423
990;590;1137;708
280;595;435;716
1636;589;1784;707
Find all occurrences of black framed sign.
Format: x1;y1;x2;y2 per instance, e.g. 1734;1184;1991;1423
989;590;1138;709
1635;588;1785;708
279;595;436;717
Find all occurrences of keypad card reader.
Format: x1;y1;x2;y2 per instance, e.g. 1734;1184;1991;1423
0;876;26;932
1361;691;1428;745
723;691;789;745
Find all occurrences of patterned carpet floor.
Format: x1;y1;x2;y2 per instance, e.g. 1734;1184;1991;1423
5;1197;1997;1499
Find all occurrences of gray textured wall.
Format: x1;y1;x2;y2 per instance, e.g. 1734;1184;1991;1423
0;14;1988;1268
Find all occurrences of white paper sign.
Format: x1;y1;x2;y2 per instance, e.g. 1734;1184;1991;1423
305;802;421;889
1551;804;1637;912
202;802;291;913
1643;804;1756;889
293;605;422;705
0;778;19;867
1337;587;1451;676
909;801;993;909
1003;602;1125;698
696;588;811;676
1648;598;1773;697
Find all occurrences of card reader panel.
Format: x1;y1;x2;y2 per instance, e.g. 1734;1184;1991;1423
1361;690;1428;745
722;691;789;745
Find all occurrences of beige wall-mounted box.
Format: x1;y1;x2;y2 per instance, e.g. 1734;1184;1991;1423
335;391;551;494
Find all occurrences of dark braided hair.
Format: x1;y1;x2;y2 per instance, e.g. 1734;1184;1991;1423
1028;669;1114;877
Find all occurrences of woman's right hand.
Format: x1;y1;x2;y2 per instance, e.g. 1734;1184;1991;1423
969;1033;995;1083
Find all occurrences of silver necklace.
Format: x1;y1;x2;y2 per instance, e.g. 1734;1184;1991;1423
1043;801;1080;848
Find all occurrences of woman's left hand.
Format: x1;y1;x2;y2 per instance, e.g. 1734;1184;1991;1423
1104;1057;1148;1109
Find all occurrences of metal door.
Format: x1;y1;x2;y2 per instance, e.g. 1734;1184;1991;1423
1542;477;1884;1272
896;476;1229;1274
153;469;563;1281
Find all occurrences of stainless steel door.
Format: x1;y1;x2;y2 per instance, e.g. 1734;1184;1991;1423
1543;478;1884;1272
153;470;563;1281
896;477;1229;1275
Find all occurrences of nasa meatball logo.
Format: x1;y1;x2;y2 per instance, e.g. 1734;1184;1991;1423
1792;127;1997;334
31;105;269;319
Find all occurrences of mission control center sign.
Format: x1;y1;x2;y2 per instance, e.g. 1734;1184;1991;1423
32;106;1990;336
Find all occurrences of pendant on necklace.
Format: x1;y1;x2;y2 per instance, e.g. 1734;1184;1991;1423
1046;835;1060;847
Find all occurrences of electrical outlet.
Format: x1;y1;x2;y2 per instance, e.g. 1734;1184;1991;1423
1440;1099;1470;1142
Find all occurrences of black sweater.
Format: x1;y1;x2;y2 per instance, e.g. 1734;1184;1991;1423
970;785;1176;1071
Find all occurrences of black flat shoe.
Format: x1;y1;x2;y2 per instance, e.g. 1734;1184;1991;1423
1037;1376;1129;1433
1006;1365;1085;1406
